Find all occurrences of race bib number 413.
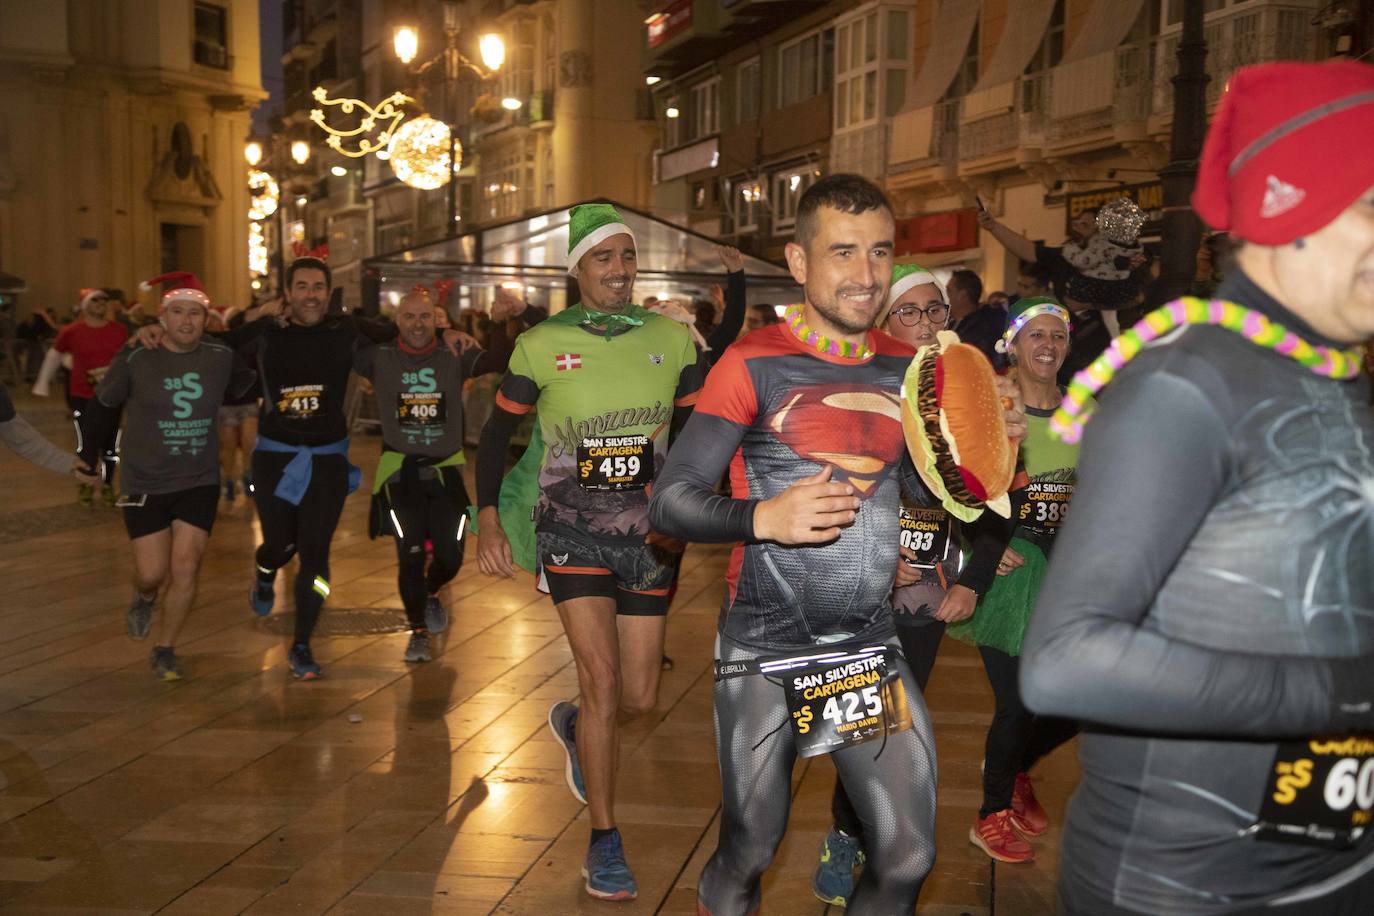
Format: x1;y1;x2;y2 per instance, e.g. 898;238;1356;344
767;649;912;758
577;435;653;491
277;384;325;419
1256;736;1374;848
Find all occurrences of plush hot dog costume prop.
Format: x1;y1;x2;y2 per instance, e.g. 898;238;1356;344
901;330;1017;521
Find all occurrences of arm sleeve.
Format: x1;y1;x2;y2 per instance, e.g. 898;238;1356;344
649;346;758;542
217;316;273;350
1020;353;1374;735
470;319;514;376
352;315;398;344
0;415;72;475
955;502;1015;596
476;336;541;509
53;324;73;353
352;344;376;380
229;353;257;398
706;270;747;353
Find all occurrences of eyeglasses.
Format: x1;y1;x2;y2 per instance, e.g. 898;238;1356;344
890;302;949;326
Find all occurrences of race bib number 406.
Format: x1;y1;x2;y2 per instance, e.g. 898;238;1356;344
767;649;912;758
577;435;653;491
277;384;325;419
899;507;951;568
1256;736;1374;848
397;391;446;426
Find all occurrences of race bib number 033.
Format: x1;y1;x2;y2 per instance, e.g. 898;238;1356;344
1256;736;1374;848
277;384;325;419
899;507;951;568
766;649;912;758
397;391;446;426
577;435;653;491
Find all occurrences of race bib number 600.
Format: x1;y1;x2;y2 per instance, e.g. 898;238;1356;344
769;649;912;758
1256;736;1374;848
577;435;653;491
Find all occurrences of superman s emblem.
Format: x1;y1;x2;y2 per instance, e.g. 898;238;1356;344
767;384;904;497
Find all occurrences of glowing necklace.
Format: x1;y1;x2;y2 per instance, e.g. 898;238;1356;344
784;305;873;360
1052;297;1366;444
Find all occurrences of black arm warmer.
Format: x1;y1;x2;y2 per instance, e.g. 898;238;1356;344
475;404;524;508
649;411;755;542
706;270;747;354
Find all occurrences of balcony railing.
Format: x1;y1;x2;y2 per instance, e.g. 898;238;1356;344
830;125;886;180
887;98;959;174
958;75;1045;161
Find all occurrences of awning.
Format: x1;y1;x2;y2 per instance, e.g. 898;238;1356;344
1061;0;1148;62
908;0;982;110
971;0;1057;91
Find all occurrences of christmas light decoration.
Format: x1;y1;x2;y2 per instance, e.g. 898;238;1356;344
247;169;279;220
387;116;459;190
309;87;413;158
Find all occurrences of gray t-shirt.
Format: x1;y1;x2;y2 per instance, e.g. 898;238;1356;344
97;342;254;494
355;341;482;462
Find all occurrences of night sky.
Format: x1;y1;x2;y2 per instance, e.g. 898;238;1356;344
254;0;284;136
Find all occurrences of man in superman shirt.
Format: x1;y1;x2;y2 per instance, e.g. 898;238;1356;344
651;174;1026;916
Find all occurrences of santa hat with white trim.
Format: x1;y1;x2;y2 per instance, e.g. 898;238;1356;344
566;203;636;278
876;263;948;326
139;272;211;310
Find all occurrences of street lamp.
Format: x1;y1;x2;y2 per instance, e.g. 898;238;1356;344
394;26;419;65
245;140;263;166
501;97;522;111
290;140;310;165
479;34;506;72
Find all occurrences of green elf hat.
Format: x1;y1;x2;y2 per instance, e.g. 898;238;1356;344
876;263;947;326
995;296;1071;353
567;203;636;278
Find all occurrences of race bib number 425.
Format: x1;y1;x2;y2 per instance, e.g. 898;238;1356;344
277;384;324;419
769;649;912;758
577;435;653;491
1256;736;1374;848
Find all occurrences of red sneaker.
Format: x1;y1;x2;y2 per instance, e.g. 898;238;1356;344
970;810;1035;863
1011;771;1049;837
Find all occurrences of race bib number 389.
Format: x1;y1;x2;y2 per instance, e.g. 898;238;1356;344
1256;736;1374;848
577;435;653;491
769;649;912;758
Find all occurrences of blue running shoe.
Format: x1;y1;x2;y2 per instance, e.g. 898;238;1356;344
288;643;323;680
249;580;274;617
582;829;636;901
548;701;587;804
812;828;866;906
423;594;448;634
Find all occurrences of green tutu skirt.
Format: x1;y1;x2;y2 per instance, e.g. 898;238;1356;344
946;536;1047;657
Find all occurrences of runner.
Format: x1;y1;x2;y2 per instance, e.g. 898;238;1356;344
33;288;127;506
357;287;537;663
1020;60;1374;914
649;175;1025;916
0;382;99;481
217;304;269;500
474;203;703;901
77;272;253;680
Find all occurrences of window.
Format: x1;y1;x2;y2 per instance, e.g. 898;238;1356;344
499;18;537;103
834;9;907;130
729;179;763;233
688;78;720;140
945;20;979;100
661;93;683;148
779;28;834;108
772;166;820;230
1024;0;1066;75
193;2;229;69
736;57;761;124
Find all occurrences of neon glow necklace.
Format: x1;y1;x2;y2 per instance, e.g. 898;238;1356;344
1051;297;1365;444
784;305;873;360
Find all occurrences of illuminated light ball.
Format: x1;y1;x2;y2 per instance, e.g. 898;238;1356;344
1097;197;1146;245
247;170;279;220
388;116;459;190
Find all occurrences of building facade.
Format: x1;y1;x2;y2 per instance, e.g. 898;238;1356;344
645;0;1341;294
0;0;265;315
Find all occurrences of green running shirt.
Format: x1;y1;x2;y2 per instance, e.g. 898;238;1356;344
495;304;703;539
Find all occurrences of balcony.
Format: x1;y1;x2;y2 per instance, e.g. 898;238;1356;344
957;77;1046;163
887;98;959;175
1045;41;1154;145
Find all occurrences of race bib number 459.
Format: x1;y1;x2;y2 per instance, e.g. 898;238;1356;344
577;435;653;491
1256;736;1374;848
277;384;324;419
768;649;912;758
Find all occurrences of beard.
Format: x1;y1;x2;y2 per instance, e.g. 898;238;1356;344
807;283;880;336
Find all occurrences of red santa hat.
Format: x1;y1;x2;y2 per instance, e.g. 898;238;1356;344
78;287;107;309
1192;59;1374;245
139;272;210;309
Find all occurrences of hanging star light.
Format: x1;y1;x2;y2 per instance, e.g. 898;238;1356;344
309;86;413;158
388;115;460;190
248;169;279;220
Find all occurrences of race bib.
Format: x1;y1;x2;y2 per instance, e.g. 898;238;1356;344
899;507;951;568
397;391;446;426
1017;482;1073;536
577;435;653;491
1255;736;1374;848
277;384;324;419
765;648;912;758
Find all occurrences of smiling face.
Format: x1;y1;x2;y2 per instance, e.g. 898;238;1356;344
160;299;207;351
1070;209;1098;245
577;233;636;311
786;205;895;337
395;293;437;349
286;267;329;326
82;292;110;321
883;281;948;347
1011;314;1070;383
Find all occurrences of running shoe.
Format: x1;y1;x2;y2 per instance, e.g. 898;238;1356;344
423;595;448;634
404;629;431;663
223;479;237;501
242;472;253;496
126;593;155;639
582;829;637;901
150;646;183;681
287;643;323;680
811;828;866;906
77;483;93;508
548;701;587;804
249;580;275;617
970;810;1034;863
100;483;116;507
1011;772;1049;837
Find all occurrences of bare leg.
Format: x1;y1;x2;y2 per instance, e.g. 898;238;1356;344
555;595;623;830
158;520;209;648
616;614;667;715
130;529;171;601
